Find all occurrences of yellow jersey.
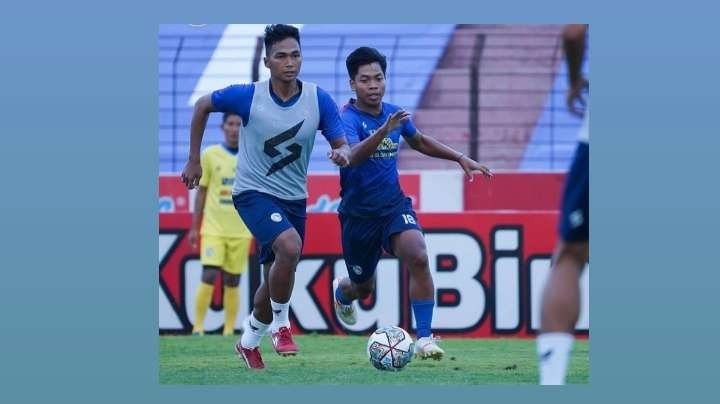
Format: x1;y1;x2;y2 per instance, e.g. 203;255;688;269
199;144;252;238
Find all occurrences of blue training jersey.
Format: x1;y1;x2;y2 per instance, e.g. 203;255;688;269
338;100;418;217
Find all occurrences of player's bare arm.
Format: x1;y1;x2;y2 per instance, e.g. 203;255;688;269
188;185;207;250
327;137;351;167
181;94;217;189
348;110;410;166
404;131;493;181
563;24;588;117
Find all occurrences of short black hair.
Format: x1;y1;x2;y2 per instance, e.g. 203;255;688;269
346;47;387;79
222;112;240;123
264;24;300;54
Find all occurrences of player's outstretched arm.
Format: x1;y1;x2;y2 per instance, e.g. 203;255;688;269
563;24;588;117
404;132;493;182
181;95;217;189
348;110;409;166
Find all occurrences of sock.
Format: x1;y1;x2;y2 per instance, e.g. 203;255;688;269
270;299;290;330
222;286;239;336
537;332;574;385
335;285;353;305
192;282;214;333
240;313;270;348
411;299;435;338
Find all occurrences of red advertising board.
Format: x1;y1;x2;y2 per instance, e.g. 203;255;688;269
306;173;420;212
464;173;565;211
159;212;589;337
160;173;421;213
159;175;191;213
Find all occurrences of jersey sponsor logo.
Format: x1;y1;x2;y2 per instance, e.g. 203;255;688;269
371;137;398;159
264;120;304;176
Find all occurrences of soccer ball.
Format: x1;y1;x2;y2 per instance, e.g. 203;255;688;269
366;326;415;371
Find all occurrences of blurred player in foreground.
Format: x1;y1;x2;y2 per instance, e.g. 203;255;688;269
182;24;350;369
332;47;493;360
537;24;589;385
188;112;252;336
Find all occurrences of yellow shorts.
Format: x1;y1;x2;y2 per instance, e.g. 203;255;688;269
200;235;252;275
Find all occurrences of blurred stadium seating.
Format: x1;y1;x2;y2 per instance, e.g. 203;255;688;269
158;24;586;173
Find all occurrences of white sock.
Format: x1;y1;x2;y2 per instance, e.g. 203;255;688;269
239;313;270;349
270;299;290;331
537;332;574;385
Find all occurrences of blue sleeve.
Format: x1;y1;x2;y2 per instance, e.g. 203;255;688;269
317;87;345;142
341;114;361;145
401;117;418;138
210;84;254;126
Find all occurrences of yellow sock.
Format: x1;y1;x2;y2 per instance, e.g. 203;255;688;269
192;282;214;334
223;286;240;336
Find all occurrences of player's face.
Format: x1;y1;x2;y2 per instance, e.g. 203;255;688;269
264;38;302;84
222;115;241;148
351;62;385;108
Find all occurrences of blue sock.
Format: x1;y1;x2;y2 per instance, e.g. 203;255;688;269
335;285;353;305
412;299;435;338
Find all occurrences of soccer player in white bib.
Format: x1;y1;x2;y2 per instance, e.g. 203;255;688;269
537;24;590;385
182;25;351;370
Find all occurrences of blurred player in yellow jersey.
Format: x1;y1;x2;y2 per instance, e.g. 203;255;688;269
188;112;253;336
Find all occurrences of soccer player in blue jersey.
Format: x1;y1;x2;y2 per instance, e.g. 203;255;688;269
332;47;493;360
182;24;351;369
537;24;589;385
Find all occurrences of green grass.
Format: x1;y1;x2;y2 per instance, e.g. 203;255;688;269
159;334;589;385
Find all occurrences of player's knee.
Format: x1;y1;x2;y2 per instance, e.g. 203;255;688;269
556;242;588;267
405;250;429;273
273;233;302;264
356;281;375;299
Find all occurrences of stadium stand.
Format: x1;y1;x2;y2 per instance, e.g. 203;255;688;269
159;24;585;173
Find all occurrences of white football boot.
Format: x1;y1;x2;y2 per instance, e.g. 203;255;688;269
414;334;445;360
332;278;357;326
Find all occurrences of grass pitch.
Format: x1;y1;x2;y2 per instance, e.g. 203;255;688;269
159;334;588;384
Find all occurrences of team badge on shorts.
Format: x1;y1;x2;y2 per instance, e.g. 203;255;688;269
350;265;363;275
569;210;584;228
205;247;214;257
270;212;282;223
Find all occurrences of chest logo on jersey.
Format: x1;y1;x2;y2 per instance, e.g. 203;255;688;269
264;120;304;176
372;137;398;159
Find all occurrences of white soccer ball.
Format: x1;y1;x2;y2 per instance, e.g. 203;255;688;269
366;326;415;371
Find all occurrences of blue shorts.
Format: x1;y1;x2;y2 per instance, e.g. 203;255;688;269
559;142;589;242
339;198;421;284
232;190;306;265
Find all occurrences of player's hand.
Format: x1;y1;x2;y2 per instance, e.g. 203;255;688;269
384;110;411;132
181;158;202;189
188;228;199;251
328;147;350;167
566;77;588;117
458;156;493;182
